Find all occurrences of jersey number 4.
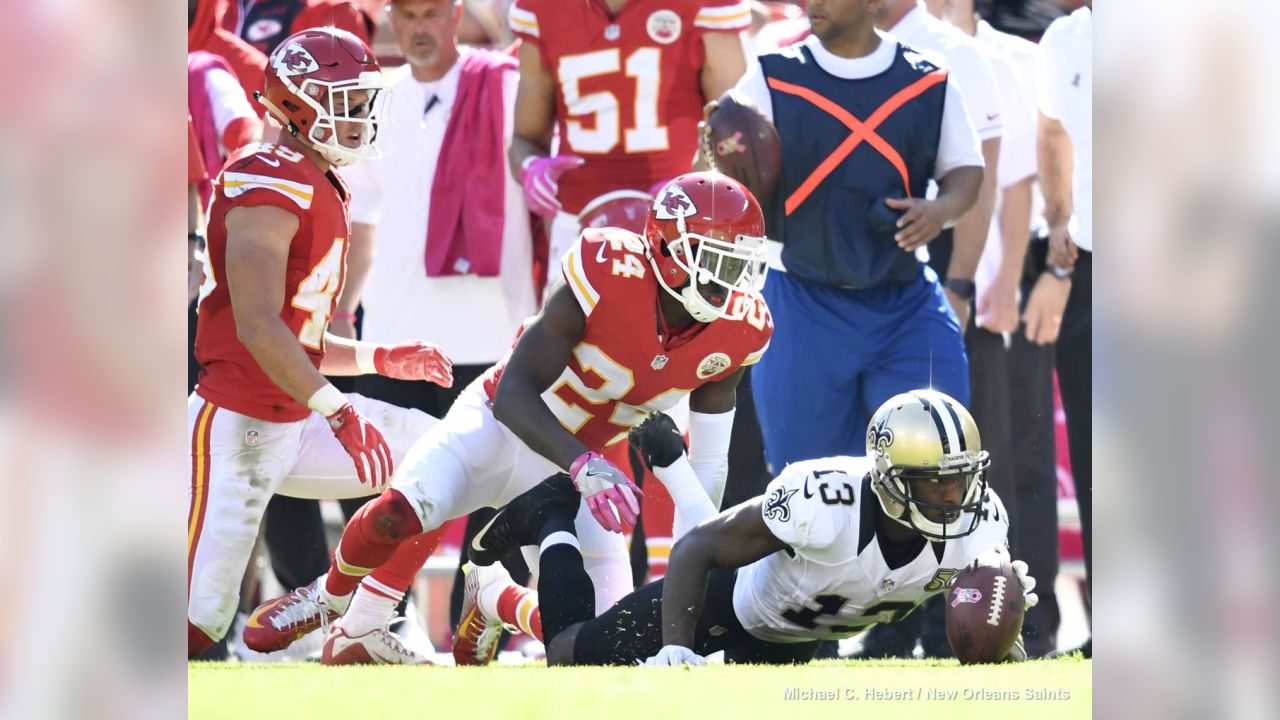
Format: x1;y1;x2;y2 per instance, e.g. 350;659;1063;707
559;48;669;154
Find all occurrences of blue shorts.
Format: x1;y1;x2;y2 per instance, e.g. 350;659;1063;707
751;264;969;473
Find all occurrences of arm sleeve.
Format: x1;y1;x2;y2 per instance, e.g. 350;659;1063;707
948;44;1003;141
559;234;602;318
693;0;752;34
508;0;542;45
204;67;256;141
934;79;983;177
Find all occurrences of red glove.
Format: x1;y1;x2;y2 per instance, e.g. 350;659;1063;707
327;403;393;488
375;342;453;387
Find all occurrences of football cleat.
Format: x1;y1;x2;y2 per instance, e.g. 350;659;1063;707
453;563;518;666
321;623;432;665
242;579;338;653
467;473;580;567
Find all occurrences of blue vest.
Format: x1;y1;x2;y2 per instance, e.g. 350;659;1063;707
761;43;946;288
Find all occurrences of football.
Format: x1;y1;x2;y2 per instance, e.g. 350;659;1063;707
945;551;1026;664
703;90;782;209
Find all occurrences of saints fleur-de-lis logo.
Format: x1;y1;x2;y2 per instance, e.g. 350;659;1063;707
763;485;798;522
867;416;894;452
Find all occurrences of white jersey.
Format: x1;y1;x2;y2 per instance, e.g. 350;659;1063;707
732;456;1011;644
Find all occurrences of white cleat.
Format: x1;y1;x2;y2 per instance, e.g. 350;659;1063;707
321;623;433;666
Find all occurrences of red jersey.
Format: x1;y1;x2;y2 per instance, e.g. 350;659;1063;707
508;0;751;214
483;227;772;450
195;142;351;422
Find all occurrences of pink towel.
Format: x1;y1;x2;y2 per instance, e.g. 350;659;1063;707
424;49;516;277
187;51;234;208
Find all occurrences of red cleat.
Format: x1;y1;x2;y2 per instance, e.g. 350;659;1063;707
242;580;338;653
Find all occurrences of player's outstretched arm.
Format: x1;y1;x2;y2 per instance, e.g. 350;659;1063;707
492;284;589;468
660;498;788;651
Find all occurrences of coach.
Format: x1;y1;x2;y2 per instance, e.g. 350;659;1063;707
736;0;984;475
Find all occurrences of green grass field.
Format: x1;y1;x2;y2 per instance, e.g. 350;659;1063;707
190;657;1090;719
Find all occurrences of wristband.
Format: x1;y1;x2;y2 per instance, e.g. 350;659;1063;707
944;278;976;301
333;310;357;323
355;344;379;375
306;384;347;416
1045;263;1074;280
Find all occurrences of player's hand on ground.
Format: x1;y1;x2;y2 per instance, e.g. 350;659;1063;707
884;197;947;251
1011;559;1039;609
1047;222;1078;269
642;645;706;667
570;451;642;533
376;341;454;387
975;280;1020;335
1022;273;1071;345
327;403;393;488
521;154;584;219
629;412;687;470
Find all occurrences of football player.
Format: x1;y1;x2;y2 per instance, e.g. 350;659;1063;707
457;390;1039;665
188;28;456;662
246;172;774;664
507;0;753;291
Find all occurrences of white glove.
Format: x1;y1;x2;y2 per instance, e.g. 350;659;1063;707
1011;559;1039;609
642;645;706;667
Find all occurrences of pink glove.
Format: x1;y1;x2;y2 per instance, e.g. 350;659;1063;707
521;155;584;219
375;341;454;387
570;451;643;533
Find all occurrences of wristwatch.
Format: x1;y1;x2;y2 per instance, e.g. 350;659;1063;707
944;278;976;301
1045;263;1074;280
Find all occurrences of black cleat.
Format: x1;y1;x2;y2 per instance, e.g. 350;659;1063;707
467;473;580;567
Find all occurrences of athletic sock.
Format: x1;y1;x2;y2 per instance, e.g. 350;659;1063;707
338;576;403;636
537;532;595;644
323;489;422;599
481;581;542;641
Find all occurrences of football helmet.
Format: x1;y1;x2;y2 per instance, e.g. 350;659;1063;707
257;28;388;167
644;172;768;323
866;390;990;540
578;189;653;235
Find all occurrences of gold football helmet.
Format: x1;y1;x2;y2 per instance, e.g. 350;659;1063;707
866;390;990;540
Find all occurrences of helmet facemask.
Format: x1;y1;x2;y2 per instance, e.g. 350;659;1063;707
655;214;768;323
295;74;388;167
871;452;990;541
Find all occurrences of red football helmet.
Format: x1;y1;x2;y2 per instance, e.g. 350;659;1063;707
257;27;387;167
578;190;653;235
645;172;768;323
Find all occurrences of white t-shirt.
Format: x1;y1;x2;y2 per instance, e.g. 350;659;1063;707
340;50;537;364
734;32;983;178
888;2;1004;142
1037;7;1092;252
733;456;1012;644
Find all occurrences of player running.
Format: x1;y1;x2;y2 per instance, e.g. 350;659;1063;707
457;390;1039;665
187;28;456;661
246;172;775;664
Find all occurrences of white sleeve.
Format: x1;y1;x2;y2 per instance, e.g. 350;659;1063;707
934;79;983;177
203;67;255;139
760;468;840;554
1037;21;1067;120
988;52;1035;187
732;59;774;123
946;43;1003;141
340;159;381;226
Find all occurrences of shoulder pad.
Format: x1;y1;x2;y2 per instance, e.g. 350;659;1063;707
561;228;650;317
220;143;316;210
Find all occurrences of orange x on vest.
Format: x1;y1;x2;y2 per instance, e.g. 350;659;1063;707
767;71;948;216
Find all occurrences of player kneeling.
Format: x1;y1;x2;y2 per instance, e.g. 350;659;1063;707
454;390;1037;665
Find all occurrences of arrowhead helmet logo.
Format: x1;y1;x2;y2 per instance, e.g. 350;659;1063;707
273;42;319;78
653;185;697;220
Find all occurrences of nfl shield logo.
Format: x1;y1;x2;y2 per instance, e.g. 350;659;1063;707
880;578;896;593
651;355;668;370
245;429;260;447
